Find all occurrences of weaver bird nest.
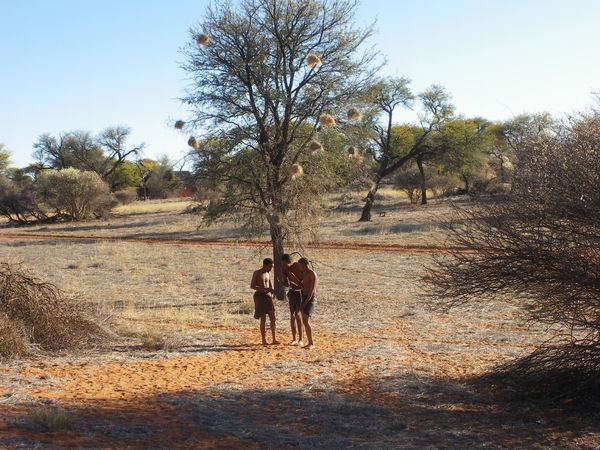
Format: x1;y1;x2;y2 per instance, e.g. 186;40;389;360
188;136;199;149
197;34;210;45
319;114;336;128
347;107;362;121
306;54;322;67
309;140;324;153
290;163;304;179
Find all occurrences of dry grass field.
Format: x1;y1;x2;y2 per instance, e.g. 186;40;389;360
0;193;599;449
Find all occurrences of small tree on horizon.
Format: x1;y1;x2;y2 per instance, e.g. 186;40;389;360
180;0;378;297
359;82;454;221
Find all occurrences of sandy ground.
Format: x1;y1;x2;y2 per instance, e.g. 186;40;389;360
1;204;600;449
1;295;598;448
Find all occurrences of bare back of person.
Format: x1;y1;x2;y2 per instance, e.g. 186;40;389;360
250;258;279;346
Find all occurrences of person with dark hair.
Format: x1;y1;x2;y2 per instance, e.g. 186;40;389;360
297;257;318;349
250;258;279;345
275;254;304;346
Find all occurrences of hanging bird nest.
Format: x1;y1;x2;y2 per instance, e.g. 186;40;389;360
306;54;322;67
290;163;304;179
347;107;362;121
347;146;359;157
174;120;185;130
197;34;210;45
309;140;324;153
319;114;336;128
188;136;199;149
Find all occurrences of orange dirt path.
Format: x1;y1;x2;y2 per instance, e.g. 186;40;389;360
0;233;468;253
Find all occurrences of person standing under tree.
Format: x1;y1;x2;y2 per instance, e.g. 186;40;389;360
275;254;304;346
250;258;279;345
297;257;318;349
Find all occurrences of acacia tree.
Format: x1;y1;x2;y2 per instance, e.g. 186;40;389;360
425;108;600;399
180;0;377;297
359;82;454;221
431;118;491;195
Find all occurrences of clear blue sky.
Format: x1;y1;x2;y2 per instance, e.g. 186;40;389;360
1;0;599;168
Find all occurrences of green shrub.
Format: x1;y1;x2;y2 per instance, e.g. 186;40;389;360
38;168;115;220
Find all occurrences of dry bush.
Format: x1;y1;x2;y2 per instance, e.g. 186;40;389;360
0;174;48;223
481;342;600;404
114;189;136;205
0;262;110;356
235;297;255;315
425;108;600;401
30;407;78;430
0;313;28;357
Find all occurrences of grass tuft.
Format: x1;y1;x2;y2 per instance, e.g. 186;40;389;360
30;407;78;430
235;297;254;315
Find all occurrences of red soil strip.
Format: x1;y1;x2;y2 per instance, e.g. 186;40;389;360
0;233;468;253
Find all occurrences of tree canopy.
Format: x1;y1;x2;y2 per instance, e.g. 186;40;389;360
180;0;378;296
32;126;145;190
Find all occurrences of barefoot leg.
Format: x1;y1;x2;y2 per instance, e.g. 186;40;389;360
302;313;313;347
260;315;268;345
268;310;279;344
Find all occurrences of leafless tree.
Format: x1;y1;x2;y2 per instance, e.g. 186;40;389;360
424;107;600;401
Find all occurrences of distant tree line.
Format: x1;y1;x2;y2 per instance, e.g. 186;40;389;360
0;127;189;223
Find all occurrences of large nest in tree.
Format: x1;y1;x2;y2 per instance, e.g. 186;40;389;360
188;136;199;149
0;262;110;357
347;107;362;121
290;163;304;179
319;114;336;128
174;120;185;130
196;34;210;45
309;140;324;153
306;54;321;67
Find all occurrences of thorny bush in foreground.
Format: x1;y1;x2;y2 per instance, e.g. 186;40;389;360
0;262;110;357
425;107;600;402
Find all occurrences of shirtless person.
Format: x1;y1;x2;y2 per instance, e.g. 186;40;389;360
297;257;318;349
250;258;279;345
275;254;304;346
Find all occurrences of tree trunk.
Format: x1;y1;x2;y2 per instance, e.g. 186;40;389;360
270;223;286;300
359;176;382;222
417;154;427;205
